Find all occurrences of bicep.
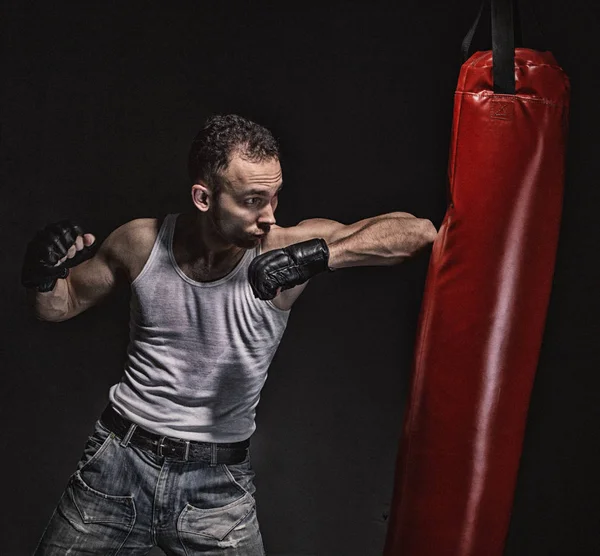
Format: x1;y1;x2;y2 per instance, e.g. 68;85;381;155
286;218;353;244
66;236;123;316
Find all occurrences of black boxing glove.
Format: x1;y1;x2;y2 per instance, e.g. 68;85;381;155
248;238;331;300
21;220;95;292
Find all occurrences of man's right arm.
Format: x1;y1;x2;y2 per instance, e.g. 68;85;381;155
29;236;119;322
24;219;155;322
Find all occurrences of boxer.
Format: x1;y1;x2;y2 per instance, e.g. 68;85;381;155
23;114;436;555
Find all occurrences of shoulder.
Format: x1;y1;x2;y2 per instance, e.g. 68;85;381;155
261;219;348;252
103;218;160;253
100;218;161;280
116;217;160;244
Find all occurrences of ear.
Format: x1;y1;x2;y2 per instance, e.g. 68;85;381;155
191;183;211;212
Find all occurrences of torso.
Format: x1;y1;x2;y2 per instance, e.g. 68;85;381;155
110;213;291;442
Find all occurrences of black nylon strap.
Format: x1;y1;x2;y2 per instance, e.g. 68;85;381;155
461;1;485;62
461;0;526;95
492;0;516;94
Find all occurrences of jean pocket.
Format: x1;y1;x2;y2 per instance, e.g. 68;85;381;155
177;492;255;542
69;471;136;525
52;472;136;552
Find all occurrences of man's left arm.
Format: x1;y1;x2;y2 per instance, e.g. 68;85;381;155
249;212;437;301
313;212;437;269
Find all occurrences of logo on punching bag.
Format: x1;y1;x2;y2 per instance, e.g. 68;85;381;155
490;99;514;121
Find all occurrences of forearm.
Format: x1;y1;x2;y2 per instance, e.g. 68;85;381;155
26;278;73;322
327;213;436;269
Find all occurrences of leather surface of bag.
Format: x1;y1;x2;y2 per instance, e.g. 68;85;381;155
383;4;570;554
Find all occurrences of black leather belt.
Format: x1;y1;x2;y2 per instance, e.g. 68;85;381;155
100;405;249;464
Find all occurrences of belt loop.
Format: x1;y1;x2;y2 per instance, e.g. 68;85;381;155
120;423;137;448
210;443;218;467
184;440;190;462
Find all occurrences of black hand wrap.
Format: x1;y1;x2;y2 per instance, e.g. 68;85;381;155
21;220;95;292
248;238;330;300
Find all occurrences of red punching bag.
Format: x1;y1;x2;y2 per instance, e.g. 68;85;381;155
384;1;570;555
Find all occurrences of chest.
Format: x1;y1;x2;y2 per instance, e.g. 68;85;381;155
176;260;235;283
130;275;286;351
172;245;246;283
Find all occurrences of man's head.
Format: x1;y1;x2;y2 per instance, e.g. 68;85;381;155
188;114;280;197
189;115;283;249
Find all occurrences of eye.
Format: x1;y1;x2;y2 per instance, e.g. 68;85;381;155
245;197;260;206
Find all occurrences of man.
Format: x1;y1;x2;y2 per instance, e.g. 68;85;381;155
23;114;437;555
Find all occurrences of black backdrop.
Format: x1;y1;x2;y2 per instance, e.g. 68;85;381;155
2;1;599;555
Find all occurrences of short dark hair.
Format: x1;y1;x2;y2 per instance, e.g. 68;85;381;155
188;114;280;192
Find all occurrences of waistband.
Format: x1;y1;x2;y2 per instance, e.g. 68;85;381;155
100;405;249;464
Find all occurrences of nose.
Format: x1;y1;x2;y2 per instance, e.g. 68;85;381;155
258;203;276;228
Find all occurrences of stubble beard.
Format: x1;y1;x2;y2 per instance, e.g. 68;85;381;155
210;204;258;250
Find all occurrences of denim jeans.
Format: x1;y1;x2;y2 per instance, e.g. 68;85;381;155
34;419;266;555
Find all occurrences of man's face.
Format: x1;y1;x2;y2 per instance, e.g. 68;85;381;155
210;154;283;249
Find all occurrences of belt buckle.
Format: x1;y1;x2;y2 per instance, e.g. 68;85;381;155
157;436;167;457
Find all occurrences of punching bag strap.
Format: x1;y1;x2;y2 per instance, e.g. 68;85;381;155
461;0;523;94
492;0;516;94
461;1;485;62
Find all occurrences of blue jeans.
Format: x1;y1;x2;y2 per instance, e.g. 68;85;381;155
34;420;266;555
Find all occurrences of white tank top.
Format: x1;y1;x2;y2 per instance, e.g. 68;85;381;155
109;214;290;442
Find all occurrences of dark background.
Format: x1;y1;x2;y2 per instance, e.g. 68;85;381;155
2;1;599;555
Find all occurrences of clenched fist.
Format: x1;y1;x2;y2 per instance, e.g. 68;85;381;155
248;238;330;300
21;220;96;292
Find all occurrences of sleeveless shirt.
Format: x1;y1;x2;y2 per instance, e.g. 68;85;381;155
108;214;290;442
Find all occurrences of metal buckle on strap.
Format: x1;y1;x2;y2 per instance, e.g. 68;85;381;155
157;436;167;457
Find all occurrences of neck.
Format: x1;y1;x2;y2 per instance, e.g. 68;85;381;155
176;211;243;270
